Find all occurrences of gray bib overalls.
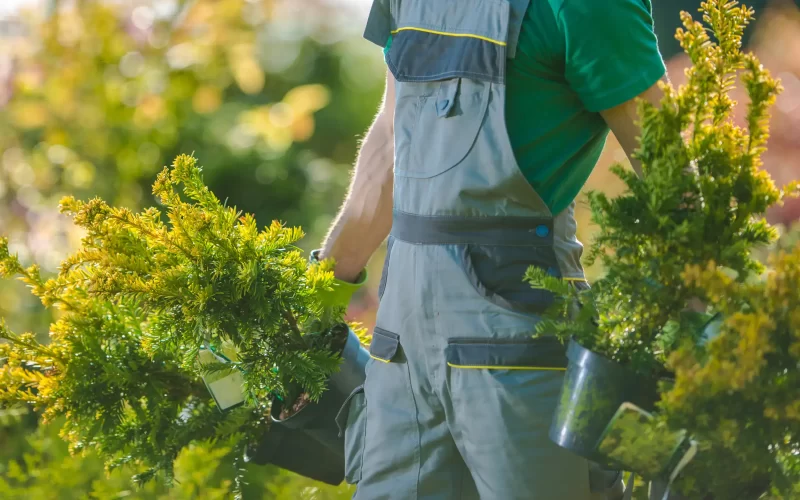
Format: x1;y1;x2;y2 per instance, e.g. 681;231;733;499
339;1;626;498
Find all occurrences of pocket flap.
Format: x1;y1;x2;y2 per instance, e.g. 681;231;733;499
369;327;400;363
445;337;568;370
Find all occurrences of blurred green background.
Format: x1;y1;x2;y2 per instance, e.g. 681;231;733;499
0;0;798;498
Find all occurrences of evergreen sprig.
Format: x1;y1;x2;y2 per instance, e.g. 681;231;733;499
0;289;246;487
54;153;346;403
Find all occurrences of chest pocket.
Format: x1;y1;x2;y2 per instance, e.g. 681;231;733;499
397;79;490;179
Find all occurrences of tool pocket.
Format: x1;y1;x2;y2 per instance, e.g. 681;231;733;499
457;244;569;315
385;0;511;84
444;336;605;499
387;0;507;180
336;385;367;484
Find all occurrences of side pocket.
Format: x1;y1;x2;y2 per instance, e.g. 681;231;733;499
377;236;395;302
336;385;367;484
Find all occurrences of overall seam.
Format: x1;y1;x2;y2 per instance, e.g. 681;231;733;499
405;356;422;500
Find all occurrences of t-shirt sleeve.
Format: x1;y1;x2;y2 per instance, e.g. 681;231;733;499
558;0;666;112
363;0;392;48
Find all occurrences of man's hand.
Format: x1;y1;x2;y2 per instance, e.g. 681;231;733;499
317;72;396;284
599;78;668;178
310;249;368;310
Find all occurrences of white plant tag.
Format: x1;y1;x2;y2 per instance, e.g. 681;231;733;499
197;348;246;411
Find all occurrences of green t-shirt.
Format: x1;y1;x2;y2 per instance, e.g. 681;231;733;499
379;0;666;215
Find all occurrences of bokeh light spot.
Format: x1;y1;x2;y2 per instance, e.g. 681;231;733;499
120;51;145;78
132;6;155;31
192;86;222;114
47;145;71;165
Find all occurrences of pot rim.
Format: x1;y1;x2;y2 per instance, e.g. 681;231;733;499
270;324;360;424
567;337;675;383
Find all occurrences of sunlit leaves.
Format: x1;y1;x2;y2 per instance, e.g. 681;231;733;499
0;153;348;490
662;249;800;496
530;2;799;495
534;0;788;374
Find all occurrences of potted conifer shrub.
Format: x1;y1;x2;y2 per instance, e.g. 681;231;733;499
646;248;800;498
526;1;798;496
0;154;369;490
593;248;800;499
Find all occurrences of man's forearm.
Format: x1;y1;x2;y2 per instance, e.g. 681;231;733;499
600;76;669;178
318;99;395;283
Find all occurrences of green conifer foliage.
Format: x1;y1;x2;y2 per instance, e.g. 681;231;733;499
0;154;350;489
659;249;800;497
526;0;799;376
527;1;800;496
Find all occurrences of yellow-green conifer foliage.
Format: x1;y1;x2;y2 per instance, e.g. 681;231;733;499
528;0;798;376
528;1;800;496
658;249;800;497
0;154;347;490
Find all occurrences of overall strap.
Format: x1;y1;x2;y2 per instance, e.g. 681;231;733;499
362;0;532;62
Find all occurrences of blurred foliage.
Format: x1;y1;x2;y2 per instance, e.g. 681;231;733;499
0;414;354;499
754;220;800;262
0;0;385;336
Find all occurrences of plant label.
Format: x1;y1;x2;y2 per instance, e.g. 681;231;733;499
596;402;691;479
197;348;246;411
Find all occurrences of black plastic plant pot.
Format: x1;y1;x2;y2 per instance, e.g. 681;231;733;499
549;338;663;468
243;423;345;486
251;325;370;483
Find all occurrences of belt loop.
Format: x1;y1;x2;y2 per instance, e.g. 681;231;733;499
436;78;460;118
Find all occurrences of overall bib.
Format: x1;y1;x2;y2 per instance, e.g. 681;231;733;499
338;1;625;498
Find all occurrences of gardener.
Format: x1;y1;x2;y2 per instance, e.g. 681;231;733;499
315;0;668;498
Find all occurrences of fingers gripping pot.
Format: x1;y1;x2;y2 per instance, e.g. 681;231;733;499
243;325;371;485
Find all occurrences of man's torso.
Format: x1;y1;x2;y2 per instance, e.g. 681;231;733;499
381;0;665;216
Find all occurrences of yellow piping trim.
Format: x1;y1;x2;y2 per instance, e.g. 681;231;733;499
390;27;507;47
370;354;391;364
447;362;566;371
